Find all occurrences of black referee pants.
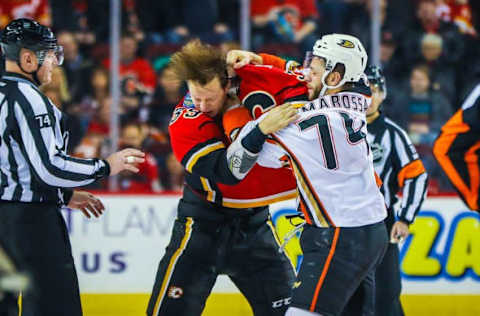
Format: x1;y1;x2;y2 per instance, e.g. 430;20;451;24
374;210;405;316
374;242;404;316
0;201;82;316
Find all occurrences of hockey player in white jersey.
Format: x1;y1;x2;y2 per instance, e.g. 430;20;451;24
227;34;389;316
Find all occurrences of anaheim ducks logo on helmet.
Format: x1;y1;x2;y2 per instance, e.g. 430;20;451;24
337;39;355;49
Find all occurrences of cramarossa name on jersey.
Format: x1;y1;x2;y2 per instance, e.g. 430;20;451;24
299;91;370;114
256;89;386;228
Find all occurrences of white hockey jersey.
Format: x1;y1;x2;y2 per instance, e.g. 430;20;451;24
254;90;387;227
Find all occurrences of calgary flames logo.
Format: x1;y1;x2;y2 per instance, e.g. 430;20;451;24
167;286;184;299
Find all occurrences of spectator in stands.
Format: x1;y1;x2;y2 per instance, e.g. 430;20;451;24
0;0;51;28
137;0;235;45
437;0;477;36
163;152;184;191
103;32;156;94
389;64;453;191
442;0;480;103
77;67;110;134
218;0;240;39
43;86;64;111
48;0;75;31
57;31;93;105
136;0;187;44
316;0;351;34
388;64;452;136
378;30;405;99
348;0;406;55
74;96;112;164
41;66;71;106
149;65;185;131
89;67;110;103
419;33;456;103
86;96;111;138
123;0;145;43
251;0;318;53
74;0;107;44
118;123;162;192
402;0;465;66
102;32;156;122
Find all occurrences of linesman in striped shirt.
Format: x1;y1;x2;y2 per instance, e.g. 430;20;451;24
365;66;428;316
0;19;144;315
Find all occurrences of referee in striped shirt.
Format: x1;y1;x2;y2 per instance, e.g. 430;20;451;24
0;19;144;316
365;66;429;316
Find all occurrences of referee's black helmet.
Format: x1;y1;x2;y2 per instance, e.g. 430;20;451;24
365;65;386;97
0;18;63;65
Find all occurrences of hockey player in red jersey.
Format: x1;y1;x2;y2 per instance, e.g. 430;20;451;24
147;40;300;316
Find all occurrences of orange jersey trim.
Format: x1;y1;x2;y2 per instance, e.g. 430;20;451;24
374;171;383;188
310;227;340;312
299;194;313;225
222;107;253;142
259;53;287;70
397;160;427;188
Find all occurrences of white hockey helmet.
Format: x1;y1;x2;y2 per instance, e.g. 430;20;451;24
311;33;368;94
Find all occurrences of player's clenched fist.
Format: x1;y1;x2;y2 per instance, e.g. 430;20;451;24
226;50;263;70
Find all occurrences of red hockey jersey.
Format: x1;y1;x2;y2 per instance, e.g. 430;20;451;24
235;64;308;119
169;95;297;209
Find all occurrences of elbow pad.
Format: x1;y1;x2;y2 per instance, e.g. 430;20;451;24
226;121;263;180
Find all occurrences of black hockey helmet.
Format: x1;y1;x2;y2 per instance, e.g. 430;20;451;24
365;65;386;97
1;18;63;66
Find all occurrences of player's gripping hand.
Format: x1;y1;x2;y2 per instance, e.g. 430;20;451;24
106;148;145;175
258;103;299;135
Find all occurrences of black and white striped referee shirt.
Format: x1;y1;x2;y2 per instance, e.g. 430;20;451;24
0;72;110;204
367;113;428;224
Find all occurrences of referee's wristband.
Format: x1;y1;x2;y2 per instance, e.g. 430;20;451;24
63;189;74;205
102;159;111;176
95;159;111;179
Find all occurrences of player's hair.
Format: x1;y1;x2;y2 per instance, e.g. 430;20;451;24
169;39;228;87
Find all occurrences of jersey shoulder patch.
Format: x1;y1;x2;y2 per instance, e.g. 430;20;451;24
182;92;195;108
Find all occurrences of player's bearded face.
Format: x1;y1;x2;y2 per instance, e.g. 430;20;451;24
305;57;325;100
188;77;228;117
